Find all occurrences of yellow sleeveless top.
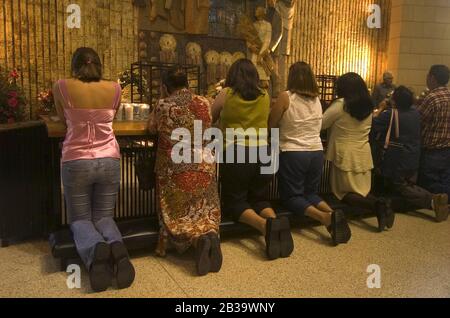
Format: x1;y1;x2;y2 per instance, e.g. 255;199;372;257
220;88;270;148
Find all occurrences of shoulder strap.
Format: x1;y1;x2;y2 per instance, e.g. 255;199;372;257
58;79;74;108
112;83;121;109
384;109;400;149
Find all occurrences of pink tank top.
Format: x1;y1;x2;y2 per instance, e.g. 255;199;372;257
58;79;121;163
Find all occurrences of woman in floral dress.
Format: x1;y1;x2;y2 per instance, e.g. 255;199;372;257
148;68;222;276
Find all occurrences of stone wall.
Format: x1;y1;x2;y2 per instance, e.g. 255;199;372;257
387;0;450;95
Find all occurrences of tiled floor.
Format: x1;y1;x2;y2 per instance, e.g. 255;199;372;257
0;211;449;298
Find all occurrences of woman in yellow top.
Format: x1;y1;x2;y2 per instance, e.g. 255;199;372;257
322;72;394;232
212;59;294;260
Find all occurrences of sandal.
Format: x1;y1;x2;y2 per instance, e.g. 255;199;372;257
327;210;351;246
278;217;294;258
265;218;281;260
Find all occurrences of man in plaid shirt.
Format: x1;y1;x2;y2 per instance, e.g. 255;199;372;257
417;65;450;206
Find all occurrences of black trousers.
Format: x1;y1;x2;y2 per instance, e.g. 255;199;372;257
219;146;273;221
418;148;450;198
387;172;432;212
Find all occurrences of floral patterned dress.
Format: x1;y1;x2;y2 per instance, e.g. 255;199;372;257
149;89;221;256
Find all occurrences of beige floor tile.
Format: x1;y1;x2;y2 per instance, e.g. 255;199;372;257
0;212;449;298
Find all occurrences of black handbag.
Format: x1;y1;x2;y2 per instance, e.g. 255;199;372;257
134;139;157;191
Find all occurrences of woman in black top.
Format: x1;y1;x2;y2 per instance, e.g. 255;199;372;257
372;86;448;221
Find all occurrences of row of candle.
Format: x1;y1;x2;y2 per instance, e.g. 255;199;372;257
116;103;151;121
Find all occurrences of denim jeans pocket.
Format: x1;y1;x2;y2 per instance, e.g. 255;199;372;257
62;161;92;186
103;159;121;183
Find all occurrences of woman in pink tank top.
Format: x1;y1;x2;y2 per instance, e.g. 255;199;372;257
53;47;135;292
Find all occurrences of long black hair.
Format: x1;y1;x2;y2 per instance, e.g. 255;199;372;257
71;47;102;82
336;72;374;121
225;59;264;101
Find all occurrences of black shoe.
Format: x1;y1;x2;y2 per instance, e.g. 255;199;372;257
265;218;281;260
327;210;352;246
89;242;112;292
195;235;211;276
375;199;389;232
110;241;135;289
384;199;395;229
208;232;223;273
278;217;294;258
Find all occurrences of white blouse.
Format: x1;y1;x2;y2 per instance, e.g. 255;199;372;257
278;91;324;152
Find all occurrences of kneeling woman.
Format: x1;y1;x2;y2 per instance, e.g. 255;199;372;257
269;62;351;245
322;73;394;232
212;59;294;260
53;47;135;292
149;68;222;276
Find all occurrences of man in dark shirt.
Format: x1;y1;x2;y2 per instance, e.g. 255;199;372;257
417;65;450;206
372;72;396;108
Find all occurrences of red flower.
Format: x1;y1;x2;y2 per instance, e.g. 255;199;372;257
9;69;19;79
7;98;18;108
8;91;18;98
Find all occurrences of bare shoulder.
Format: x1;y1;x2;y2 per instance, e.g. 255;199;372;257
99;79;119;87
277;91;291;110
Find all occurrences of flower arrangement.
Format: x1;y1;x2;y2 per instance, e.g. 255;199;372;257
118;69;149;103
0;68;26;124
37;89;55;115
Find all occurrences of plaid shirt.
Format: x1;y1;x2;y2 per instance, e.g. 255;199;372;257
417;87;450;150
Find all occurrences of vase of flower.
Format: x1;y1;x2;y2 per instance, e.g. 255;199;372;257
0;68;26;124
37;89;55;116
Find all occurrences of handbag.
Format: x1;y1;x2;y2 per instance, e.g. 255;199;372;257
134;139;157;191
372;108;400;175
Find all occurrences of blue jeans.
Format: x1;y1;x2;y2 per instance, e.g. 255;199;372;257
418;148;450;198
278;151;325;215
62;158;123;269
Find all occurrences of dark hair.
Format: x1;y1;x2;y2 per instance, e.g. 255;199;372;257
287;62;319;98
225;59;264;101
161;67;188;94
336;72;374;121
392;86;414;110
71;47;102;82
429;65;450;86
